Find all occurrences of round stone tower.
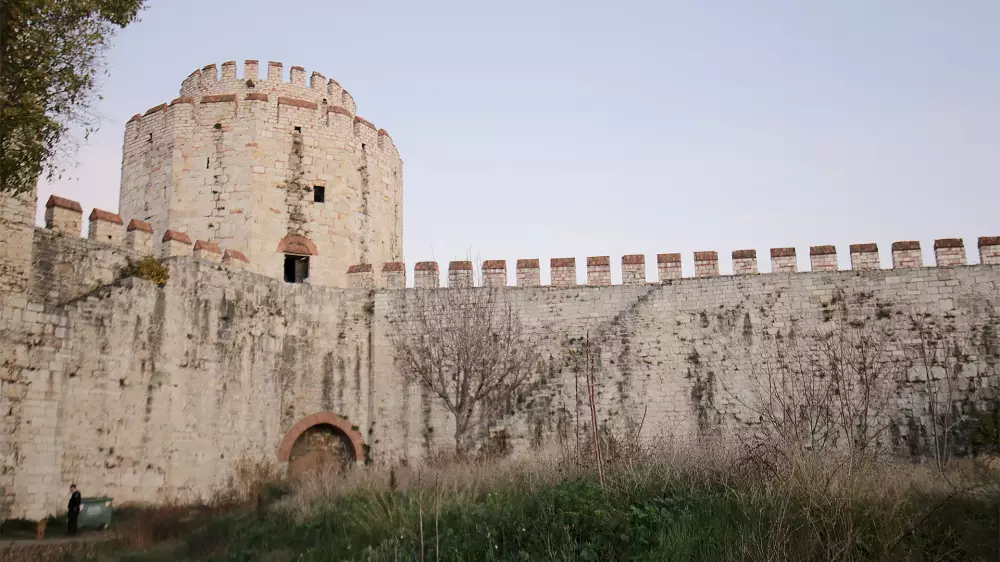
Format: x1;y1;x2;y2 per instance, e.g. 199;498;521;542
119;60;403;287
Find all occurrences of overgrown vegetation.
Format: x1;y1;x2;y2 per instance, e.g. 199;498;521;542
86;444;999;562
120;256;169;287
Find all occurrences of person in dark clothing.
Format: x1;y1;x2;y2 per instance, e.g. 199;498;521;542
67;484;81;536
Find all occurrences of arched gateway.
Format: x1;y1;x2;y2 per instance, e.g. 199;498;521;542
277;412;367;477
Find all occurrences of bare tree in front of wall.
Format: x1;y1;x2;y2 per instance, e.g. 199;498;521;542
732;293;908;462
390;287;540;456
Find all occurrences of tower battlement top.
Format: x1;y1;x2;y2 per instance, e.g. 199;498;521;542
178;60;358;117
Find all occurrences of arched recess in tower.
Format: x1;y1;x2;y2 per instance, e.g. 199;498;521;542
277;235;318;283
277;412;366;478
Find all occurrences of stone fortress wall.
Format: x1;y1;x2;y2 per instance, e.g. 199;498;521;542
120;61;402;287
1;61;998;520
2;187;998;519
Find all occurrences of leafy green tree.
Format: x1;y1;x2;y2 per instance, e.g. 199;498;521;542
0;0;146;194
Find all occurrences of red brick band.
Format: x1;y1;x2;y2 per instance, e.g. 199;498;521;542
89;209;122;224
45;195;82;212
933;238;963;249
277;235;318;256
354;116;377;130
770;247;796;258
162;230;192;244
278;97;318;110
201;94;237;104
194;240;221;253
810;245;836;256
223;249;249;263
694;251;718;261
126;219;152;233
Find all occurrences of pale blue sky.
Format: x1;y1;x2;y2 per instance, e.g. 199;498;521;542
38;0;1000;282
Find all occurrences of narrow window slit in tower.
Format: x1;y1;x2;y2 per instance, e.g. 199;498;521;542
206;157;210;169
147;133;153;143
313;186;325;203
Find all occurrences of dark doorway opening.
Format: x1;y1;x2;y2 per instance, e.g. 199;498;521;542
287;424;356;479
284;255;310;283
313;185;325;203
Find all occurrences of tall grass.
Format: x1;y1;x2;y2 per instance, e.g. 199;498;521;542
103;441;1000;562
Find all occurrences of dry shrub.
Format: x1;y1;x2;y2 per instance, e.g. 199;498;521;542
279;446;575;521
116;455;285;550
211;455;285;508
116;502;203;550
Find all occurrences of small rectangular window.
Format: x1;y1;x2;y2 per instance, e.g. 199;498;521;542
284;255;310;283
293;126;302;133
313;186;325;203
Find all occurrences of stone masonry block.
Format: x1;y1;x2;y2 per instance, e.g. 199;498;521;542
933;239;966;267
88;209;124;246
551;258;576;286
448;261;473;288
161;230;192;258
979;237;1000;265
891;241;922;269
850;243;879;270
657;253;681;281
732;250;757;275
809;246;837;271
770;247;797;273
382;262;406;289
126;220;154;255
621;255;645;284
45;196;82;236
516;259;540;287
482;260;507;288
587;256;611;286
347;264;375;289
193;240;222;263
414;262;439;289
694;251;718;278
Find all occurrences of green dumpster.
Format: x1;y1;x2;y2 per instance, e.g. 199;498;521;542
78;497;113;530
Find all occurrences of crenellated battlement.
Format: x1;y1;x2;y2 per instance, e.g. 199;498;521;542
344;236;1000;290
179;61;354;114
37;194;250;267
125;61;397;162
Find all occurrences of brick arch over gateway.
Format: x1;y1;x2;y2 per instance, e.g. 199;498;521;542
277;235;318;256
277;412;366;463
